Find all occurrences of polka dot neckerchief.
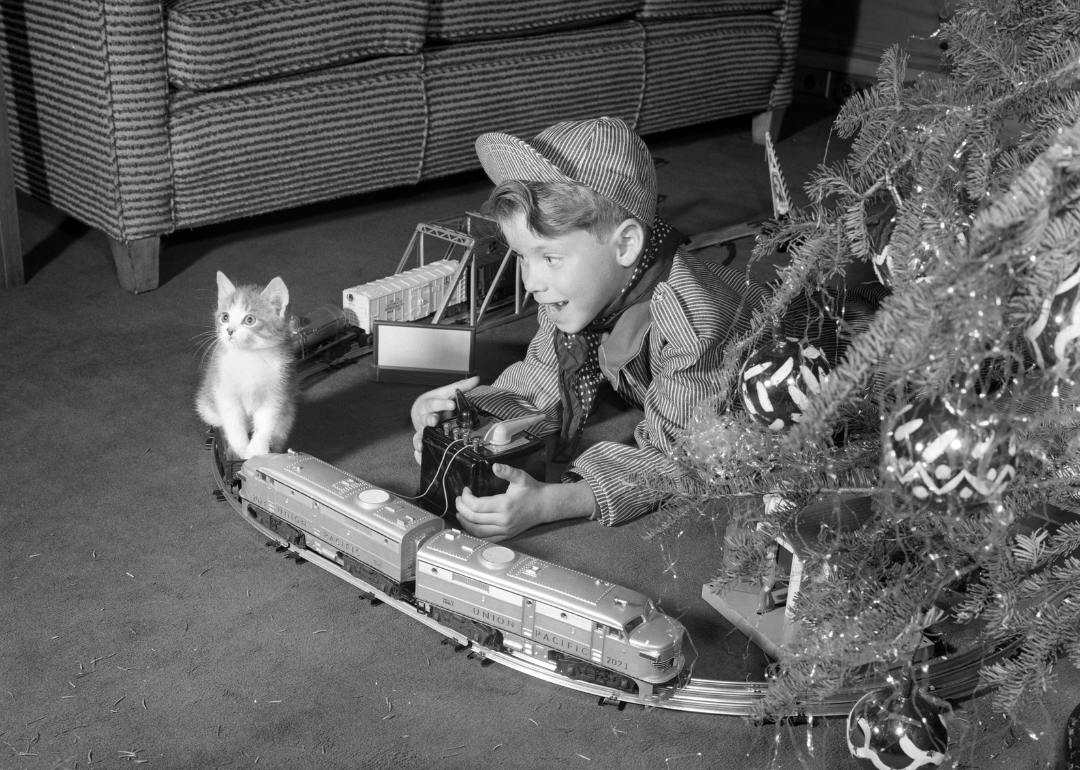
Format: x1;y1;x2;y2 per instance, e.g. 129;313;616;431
552;218;680;463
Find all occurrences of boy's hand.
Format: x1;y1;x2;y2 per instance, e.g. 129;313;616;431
410;375;480;464
455;464;597;541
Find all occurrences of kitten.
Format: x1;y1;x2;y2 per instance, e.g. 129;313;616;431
196;271;297;459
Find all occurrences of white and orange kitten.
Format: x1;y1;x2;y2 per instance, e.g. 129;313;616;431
196;271;297;459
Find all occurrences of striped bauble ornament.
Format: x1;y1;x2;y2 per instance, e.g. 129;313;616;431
739;330;830;431
846;667;949;770
883;397;1016;508
1024;263;1080;371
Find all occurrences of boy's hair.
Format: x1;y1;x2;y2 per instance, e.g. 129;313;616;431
482;178;644;243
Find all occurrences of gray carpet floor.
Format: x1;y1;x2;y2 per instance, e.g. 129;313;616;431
3;104;1075;770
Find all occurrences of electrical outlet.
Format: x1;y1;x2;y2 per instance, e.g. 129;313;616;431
793;64;833;98
831;74;875;103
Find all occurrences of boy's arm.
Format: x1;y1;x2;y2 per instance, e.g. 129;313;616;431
456;464;597;542
569;343;708;526
447;309;593;540
466;309;563;434
571;261;769;525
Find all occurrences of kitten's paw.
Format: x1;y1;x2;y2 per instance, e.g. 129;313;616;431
246;439;271;458
225;438;249;460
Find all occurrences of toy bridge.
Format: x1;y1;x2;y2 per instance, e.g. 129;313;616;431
395;212;532;332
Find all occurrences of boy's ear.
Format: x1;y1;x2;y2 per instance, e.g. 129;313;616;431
612;219;646;268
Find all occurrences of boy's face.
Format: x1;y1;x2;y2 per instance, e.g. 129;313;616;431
502;211;637;334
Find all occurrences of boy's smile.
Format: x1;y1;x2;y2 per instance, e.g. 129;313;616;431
503;211;641;334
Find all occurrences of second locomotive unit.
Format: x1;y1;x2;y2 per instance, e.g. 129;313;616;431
235;451;688;694
417;528;686;692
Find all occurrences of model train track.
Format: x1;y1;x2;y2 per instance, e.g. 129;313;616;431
207;428;1019;716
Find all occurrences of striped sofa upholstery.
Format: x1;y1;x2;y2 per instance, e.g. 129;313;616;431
0;0;800;292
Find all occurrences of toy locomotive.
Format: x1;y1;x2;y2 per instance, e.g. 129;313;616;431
234;450;688;693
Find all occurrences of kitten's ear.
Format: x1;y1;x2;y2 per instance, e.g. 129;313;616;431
216;271;235;301
262;277;289;318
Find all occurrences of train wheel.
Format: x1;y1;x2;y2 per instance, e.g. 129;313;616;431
553;654;638;694
246;503;304;548
429;608;503;650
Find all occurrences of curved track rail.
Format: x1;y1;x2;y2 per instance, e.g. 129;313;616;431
208;431;1019;717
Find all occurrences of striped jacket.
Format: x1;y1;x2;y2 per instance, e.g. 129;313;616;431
467;250;770;526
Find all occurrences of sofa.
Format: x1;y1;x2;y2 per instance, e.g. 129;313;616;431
0;0;800;293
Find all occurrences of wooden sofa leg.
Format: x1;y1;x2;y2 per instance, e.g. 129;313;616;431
107;235;160;293
752;109;786;146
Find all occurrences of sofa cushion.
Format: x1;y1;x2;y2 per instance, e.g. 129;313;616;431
636;0;785;18
165;0;429;90
427;0;641;42
421;21;646;180
168;56;427;227
637;16;782;135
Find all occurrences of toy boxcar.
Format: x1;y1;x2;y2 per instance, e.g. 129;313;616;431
342;258;466;333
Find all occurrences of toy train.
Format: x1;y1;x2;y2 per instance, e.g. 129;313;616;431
342;258;467;333
231;449;688;694
342;255;514;335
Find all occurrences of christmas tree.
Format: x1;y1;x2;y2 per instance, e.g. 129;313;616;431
668;0;1080;719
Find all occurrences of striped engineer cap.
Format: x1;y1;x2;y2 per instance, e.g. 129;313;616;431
475;116;658;225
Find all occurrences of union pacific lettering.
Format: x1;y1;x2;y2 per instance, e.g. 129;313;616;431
316;527;368;560
278;507;310;530
534;631;591;658
471;608;517;632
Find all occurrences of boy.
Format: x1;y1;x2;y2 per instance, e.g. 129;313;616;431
411;117;769;541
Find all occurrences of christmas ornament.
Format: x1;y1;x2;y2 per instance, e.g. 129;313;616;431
1024;264;1080;370
740;328;830;431
884;397;1016;506
846;668;949;770
1066;700;1080;770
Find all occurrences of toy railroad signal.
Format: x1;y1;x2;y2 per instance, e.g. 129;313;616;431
765;131;792;220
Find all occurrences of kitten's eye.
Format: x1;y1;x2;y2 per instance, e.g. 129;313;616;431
243;315;256;326
220;312;229;324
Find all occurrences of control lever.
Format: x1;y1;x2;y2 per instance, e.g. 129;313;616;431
484;413;545;446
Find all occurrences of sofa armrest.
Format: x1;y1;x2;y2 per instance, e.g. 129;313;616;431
769;0;801;111
0;0;173;241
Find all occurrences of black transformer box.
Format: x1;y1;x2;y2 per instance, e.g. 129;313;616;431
418;393;546;525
